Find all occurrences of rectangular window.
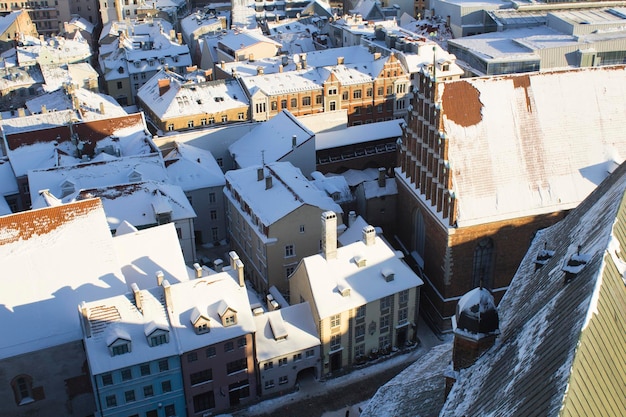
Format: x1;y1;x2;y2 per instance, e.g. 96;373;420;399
255;102;266;113
285;265;295;278
210;210;217;220
342;91;348;100
293;353;302;361
167;124;174;131
140;364;150;376
102;373;113;386
354;106;361;115
209;193;216;203
366;88;373;97
377;86;384;96
355;344;365;357
190;369;213;385
380;295;392;313
399;290;409;306
380;315;390;334
281;99;287;109
200;118;207;125
265;379;275;389
353;89;362;99
306;349;315;358
125;390;135;402
224;341;234;352
112;344;129;356
377;104;383;113
299;224;305;233
271;101;277;110
264;361;273;370
187;120;194;128
187;352;198;362
290;98;297;108
164;404;176;417
398;307;408;324
279;376;288;385
379;334;390;349
222;115;228;122
121;368;132;381
238;337;247;348
193;391;215;412
158;359;169;372
278;357;288;366
356;305;366;322
328;87;337;95
208;117;215;124
143;385;154;397
330;314;340;328
105;395;117;407
387;86;393;95
238;112;244;120
315;95;322;104
302;96;311;106
330;334;341;350
329;100;336;111
355;324;365;343
226;358;247;374
285;244;294;257
162;380;172;393
206;346;216;357
117;81;123;89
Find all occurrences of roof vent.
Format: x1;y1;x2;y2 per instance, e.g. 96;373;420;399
562;245;591;284
534;242;555;271
337;281;351;297
354;255;366;268
381;268;394;282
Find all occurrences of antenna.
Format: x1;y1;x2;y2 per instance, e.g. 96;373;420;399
261;149;265;167
432;45;436;82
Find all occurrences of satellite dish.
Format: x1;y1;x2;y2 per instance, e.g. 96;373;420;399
293;54;300;64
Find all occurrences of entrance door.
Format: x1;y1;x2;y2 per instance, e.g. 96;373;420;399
396;327;407;347
330;351;342;373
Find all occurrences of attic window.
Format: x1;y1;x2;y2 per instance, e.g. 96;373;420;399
337;282;351;297
381;268;395;282
218;300;237;327
190;306;211;335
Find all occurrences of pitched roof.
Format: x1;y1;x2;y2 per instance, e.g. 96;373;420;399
301;229;423;319
163;142;225;191
224;162;343;227
229;110;314;169
438;66;626;226
0;199;127;359
441;161;626;416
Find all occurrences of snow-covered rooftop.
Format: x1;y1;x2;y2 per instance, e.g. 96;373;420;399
437;65;626;227
28;154;168;207
253;302;320;362
316;119;402;150
166;259;256;353
224;162;343;227
163;142;225;191
71;180;196;231
229;110;314;169
0;199;127;360
137;69;248;119
440;158;626;416
26;88;127;120
302;228;423;319
82;285;178;375
113;222;191;290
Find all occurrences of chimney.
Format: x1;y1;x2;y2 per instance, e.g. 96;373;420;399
321;211;337;260
348;210;357;227
257;167;264;181
41;104;47;113
162;279;173;311
156;270;164;286
363;225;376;246
337;56;344;65
374;52;381;60
99;101;105;114
236;259;244;287
265;175;272;190
279;64;283;73
193;262;203;278
169;29;176;41
17;108;25;117
301;54;307;68
221;61;226;69
292;135;297;148
80;302;91;338
158;78;170;96
177;33;182;45
249;53;255;62
213;258;224;272
295;62;302;70
131;283;142;313
378;167;386;187
229;251;240;270
186;65;197;73
256;66;264;75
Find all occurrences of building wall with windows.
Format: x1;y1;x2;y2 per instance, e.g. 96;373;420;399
92;356;185;417
0;0;71;35
0;340;95;417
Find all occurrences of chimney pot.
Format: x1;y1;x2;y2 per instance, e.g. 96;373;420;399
257;167;264;181
378;167;386;187
193;262;203;278
131;283;142;312
363;225;376;246
265;175;272;190
162;280;172;311
236;259;244;287
156;270;164;286
322;211;338;260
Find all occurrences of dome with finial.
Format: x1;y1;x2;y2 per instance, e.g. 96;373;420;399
455;287;499;335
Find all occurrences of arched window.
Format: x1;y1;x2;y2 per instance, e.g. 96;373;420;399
11;375;34;405
412;209;425;268
472;238;494;289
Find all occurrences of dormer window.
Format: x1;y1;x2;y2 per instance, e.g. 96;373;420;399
190;306;211;335
145;321;169;346
106;326;132;356
60;180;75;198
128;169;142;182
217;300;237;327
